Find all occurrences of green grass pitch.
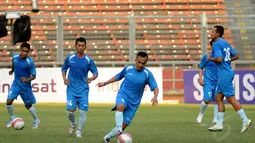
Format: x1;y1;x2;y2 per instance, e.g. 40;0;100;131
0;103;254;143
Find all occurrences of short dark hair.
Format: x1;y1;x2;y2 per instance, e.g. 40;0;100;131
209;39;214;46
21;42;30;50
136;51;148;59
75;37;86;45
214;25;224;38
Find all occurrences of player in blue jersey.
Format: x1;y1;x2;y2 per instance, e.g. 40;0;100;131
207;25;252;132
196;40;219;124
6;42;40;129
61;37;98;138
96;52;159;143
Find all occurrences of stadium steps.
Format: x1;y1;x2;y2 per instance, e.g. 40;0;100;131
224;0;255;61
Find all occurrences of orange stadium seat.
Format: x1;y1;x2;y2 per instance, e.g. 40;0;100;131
0;0;233;63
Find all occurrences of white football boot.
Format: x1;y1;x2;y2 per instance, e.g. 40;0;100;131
241;119;252;133
197;112;204;123
208;124;223;131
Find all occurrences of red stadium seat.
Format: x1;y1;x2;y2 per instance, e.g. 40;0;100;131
0;0;234;63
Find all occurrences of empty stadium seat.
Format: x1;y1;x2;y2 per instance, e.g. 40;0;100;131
0;0;234;63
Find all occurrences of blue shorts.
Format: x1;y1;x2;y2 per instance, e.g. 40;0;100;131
113;94;138;126
7;88;36;105
66;90;89;111
203;84;216;101
215;77;235;97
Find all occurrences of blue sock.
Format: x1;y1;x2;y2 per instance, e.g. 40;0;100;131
67;111;76;126
213;104;218;121
200;101;208;114
115;111;123;132
218;112;224;125
104;127;118;140
77;110;86;131
237;109;248;123
6;105;16;120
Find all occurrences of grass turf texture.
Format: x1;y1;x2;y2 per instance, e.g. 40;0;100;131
0;103;254;143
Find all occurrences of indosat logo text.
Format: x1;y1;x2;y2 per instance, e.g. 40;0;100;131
0;79;57;93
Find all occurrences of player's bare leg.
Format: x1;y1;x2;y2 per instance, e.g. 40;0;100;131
226;96;252;132
226;96;242;111
216;93;225;112
6;99;16;128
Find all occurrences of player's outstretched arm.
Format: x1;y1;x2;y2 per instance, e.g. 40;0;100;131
96;76;118;87
151;88;159;106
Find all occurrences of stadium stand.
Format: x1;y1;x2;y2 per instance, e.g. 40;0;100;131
0;0;233;64
1;0;254;95
224;0;255;61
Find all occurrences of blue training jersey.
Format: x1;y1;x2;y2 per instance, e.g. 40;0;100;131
115;65;158;106
212;38;237;78
199;53;217;85
61;54;98;97
12;54;36;91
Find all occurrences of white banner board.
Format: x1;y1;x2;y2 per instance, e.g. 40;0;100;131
0;68;163;103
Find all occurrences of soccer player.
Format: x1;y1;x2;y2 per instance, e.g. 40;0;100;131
61;37;98;137
196;40;218;124
207;25;252;132
96;52;159;143
6;42;40;129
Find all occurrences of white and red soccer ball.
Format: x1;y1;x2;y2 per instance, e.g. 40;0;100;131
117;133;132;143
11;117;25;130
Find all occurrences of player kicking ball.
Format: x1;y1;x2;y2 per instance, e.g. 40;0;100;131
96;52;159;143
6;42;40;129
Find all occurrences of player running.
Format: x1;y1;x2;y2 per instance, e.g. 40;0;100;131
62;37;98;137
207;25;252;132
197;40;218;124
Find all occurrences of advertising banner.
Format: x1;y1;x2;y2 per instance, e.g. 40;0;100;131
184;70;255;104
0;68;163;103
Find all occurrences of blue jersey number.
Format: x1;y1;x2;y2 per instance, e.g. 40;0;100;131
224;47;231;61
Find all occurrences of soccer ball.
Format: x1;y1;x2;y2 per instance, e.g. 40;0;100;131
117;133;132;143
11;117;25;130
